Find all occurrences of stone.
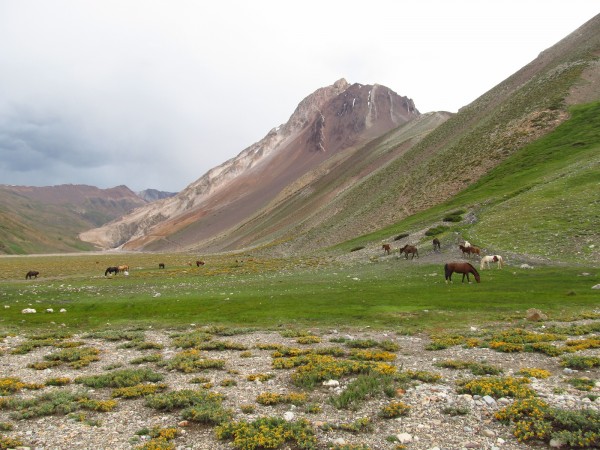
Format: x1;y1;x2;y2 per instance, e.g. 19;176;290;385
396;433;413;444
592;284;600;290
550;438;565;448
283;411;294;421
21;308;36;314
482;395;496;405
526;308;547;321
323;379;340;387
481;429;496;437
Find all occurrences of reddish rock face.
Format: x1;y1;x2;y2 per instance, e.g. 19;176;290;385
81;80;420;251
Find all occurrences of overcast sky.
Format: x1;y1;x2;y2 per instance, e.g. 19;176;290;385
0;1;597;192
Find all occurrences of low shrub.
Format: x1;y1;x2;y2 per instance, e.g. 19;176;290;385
75;369;163;388
457;376;535;399
560;355;600;370
215;417;317;449
380;401;410;418
495;398;600;447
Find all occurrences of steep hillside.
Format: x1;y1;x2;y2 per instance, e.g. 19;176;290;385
80;80;421;250
0;184;146;254
271;13;600;258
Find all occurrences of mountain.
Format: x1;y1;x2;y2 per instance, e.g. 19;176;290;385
0;184;147;254
80;14;600;262
80;79;425;250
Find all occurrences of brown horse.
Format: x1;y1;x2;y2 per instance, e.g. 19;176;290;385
459;245;480;258
382;244;391;255
158;263;165;269
399;244;419;259
118;265;129;272
25;270;39;279
105;266;119;276
432;238;441;252
196;260;205;267
444;262;480;283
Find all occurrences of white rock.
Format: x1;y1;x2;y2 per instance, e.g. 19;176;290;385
283;411;294;421
520;263;534;269
396;433;413;444
45;308;54;313
60;308;67;313
21;308;36;314
332;438;346;445
482;395;496;405
592;284;600;290
323;380;340;387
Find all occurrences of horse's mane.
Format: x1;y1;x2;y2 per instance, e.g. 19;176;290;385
466;262;480;275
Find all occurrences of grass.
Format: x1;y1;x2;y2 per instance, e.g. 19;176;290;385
0;251;598;334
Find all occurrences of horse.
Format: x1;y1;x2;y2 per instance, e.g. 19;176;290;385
432;238;441;252
158;263;165;269
196;260;205;267
382;244;391;255
399;244;419;259
480;255;503;270
444;262;481;283
25;270;39;280
459;245;481;258
105;266;119;276
118;265;129;272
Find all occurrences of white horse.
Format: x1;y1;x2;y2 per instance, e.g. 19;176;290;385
480;255;504;269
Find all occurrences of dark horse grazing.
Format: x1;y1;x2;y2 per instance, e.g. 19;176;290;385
158;263;165;269
25;270;39;280
399;244;419;259
432;238;441;252
459;244;481;258
105;266;119;276
196;260;205;267
444;262;480;283
382;244;391;255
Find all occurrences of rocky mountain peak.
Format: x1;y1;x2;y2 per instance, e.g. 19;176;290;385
80;79;420;250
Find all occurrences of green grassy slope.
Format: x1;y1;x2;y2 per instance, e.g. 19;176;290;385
339;102;599;265
280;15;600;264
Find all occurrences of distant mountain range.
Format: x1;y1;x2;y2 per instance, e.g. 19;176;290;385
0;184;173;254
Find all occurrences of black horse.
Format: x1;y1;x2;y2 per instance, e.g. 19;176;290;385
432;238;441;252
25;270;39;280
105;266;119;276
158;263;165;269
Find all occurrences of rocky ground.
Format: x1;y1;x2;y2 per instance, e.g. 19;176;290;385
1;322;598;450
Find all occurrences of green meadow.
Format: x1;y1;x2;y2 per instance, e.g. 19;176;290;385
0;252;597;334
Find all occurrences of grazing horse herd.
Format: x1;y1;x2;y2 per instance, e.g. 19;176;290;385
22;238;501;286
376;238;504;284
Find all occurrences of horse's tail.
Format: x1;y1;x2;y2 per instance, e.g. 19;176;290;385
444;263;450;281
497;255;504;268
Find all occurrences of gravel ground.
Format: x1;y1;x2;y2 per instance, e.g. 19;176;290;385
1;324;598;450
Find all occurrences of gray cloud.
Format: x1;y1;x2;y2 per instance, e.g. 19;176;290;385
0;1;597;192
